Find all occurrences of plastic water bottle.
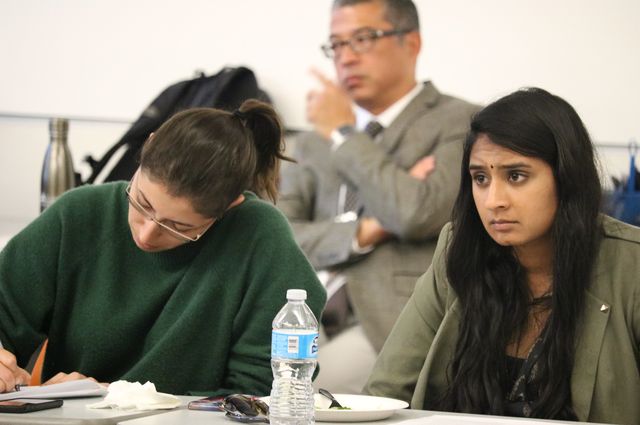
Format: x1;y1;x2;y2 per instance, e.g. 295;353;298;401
269;289;319;425
41;118;76;211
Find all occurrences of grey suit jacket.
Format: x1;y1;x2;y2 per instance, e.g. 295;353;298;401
365;216;640;425
278;82;480;351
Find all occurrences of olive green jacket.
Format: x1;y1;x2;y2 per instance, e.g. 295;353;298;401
365;216;640;425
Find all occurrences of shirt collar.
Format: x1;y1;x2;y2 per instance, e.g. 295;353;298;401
354;82;424;130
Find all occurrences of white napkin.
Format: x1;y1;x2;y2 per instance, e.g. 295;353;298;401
87;380;181;410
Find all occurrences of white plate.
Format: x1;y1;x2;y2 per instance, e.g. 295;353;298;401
263;393;409;422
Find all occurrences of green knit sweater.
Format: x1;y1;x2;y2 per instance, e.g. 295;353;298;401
0;182;325;396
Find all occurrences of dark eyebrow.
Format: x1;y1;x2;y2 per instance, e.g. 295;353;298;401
137;188;195;228
469;162;533;171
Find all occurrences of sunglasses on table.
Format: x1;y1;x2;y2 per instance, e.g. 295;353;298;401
188;394;269;423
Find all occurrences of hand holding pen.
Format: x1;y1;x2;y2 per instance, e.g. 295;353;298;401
0;348;31;393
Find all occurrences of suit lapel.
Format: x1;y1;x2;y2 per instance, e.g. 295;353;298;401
571;290;610;421
380;81;440;154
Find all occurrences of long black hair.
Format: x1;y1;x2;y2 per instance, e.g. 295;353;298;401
437;88;602;418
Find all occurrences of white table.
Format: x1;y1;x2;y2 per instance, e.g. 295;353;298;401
0;396;196;425
118;405;611;425
118;409;426;425
0;395;614;425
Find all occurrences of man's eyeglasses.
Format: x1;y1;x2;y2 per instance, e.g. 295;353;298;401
125;180;212;242
321;27;413;58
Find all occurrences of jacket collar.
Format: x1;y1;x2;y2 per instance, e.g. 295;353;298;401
379;81;440;154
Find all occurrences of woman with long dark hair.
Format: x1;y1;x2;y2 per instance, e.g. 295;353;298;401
365;88;639;424
0;100;325;396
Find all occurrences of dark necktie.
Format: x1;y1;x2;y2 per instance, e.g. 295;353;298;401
327;120;385;336
364;120;384;140
342;121;384;213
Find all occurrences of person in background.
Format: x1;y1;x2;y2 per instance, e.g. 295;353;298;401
278;0;478;392
0;100;326;396
365;87;640;424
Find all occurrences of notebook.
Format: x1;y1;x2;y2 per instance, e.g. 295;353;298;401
0;379;107;401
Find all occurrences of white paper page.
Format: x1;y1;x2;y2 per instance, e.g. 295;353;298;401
0;378;107;401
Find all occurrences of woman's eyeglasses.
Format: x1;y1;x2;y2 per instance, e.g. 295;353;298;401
223;394;269;423
188;394;269;423
125;178;213;242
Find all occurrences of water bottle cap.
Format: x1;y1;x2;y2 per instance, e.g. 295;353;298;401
286;289;307;301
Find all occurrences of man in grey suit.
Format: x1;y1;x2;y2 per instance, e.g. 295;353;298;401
278;0;479;392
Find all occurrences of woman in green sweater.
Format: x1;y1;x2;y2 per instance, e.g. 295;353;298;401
0;100;326;396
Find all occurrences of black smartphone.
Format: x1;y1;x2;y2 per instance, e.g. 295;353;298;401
0;398;63;413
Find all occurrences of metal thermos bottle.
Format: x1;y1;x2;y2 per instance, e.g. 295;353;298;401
40;118;76;212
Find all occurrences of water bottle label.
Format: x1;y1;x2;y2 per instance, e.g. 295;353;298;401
271;330;318;359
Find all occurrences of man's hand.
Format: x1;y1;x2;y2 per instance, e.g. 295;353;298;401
409;155;436;180
43;371;98;386
357;217;392;248
306;69;355;139
0;348;31;392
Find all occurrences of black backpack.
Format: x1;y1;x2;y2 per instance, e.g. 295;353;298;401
83;66;270;184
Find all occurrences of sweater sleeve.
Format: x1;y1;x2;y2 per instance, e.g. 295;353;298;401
0;203;64;366
205;203;326;397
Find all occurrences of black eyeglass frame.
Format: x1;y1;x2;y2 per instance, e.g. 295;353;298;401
321;27;414;58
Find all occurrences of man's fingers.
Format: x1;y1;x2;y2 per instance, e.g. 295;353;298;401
306;90;322;109
309;68;333;86
306;90;314;103
410;155;437;180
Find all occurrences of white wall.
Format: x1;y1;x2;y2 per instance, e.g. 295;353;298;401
1;0;639;223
